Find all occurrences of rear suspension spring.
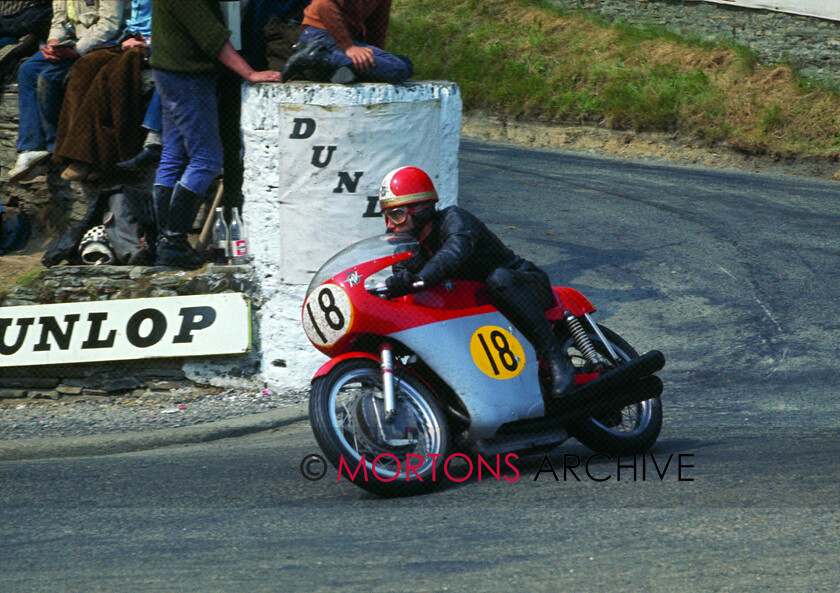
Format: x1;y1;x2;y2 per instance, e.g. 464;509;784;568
564;313;604;367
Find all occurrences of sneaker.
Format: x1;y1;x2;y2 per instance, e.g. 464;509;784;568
60;161;103;182
330;66;356;84
60;161;91;181
8;150;51;183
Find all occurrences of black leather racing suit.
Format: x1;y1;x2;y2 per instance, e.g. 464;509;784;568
399;206;559;355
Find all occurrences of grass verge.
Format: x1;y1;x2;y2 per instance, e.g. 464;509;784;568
389;0;840;160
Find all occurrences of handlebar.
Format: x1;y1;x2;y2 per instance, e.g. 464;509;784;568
369;280;426;297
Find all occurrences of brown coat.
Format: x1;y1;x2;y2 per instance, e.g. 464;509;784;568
53;45;146;172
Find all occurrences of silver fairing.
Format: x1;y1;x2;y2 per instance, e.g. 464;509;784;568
389;311;545;441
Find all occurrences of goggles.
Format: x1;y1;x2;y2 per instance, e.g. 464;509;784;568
383;206;415;225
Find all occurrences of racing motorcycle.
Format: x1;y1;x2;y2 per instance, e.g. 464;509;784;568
302;234;665;496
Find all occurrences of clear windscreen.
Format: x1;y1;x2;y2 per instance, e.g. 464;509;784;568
306;234;419;296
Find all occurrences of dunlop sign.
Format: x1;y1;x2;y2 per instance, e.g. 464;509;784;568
0;294;251;368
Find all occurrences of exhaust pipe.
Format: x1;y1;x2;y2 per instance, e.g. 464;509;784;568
564;375;663;424
490;374;664;440
546;349;665;419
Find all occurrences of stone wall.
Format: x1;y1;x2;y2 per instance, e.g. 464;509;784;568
1;83;254;399
548;0;840;89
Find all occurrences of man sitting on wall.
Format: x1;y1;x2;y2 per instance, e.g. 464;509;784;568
282;0;412;84
7;0;124;183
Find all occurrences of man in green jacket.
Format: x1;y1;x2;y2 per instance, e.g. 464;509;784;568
150;0;281;269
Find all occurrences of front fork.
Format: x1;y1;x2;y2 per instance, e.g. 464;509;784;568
563;311;620;369
380;343;397;423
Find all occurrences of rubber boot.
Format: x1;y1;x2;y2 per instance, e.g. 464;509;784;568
487;279;576;399
154;182;208;269
152;184;173;241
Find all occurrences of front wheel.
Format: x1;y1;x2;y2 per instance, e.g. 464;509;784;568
563;324;663;454
309;358;451;497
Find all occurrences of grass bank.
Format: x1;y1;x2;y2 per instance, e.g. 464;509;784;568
389;0;840;160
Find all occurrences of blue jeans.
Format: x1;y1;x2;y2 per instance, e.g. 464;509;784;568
141;47;161;133
142;87;162;133
299;26;413;84
153;69;223;196
16;50;76;153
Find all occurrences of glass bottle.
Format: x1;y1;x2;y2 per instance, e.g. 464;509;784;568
229;207;248;265
212;207;229;264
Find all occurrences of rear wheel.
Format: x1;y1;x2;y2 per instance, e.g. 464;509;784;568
563;324;662;454
309;358;450;497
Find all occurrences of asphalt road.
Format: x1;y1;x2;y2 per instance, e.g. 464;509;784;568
2;140;839;592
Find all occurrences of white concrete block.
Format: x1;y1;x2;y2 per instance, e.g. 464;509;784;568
241;81;462;391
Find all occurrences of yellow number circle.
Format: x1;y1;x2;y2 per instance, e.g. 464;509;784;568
470;326;526;379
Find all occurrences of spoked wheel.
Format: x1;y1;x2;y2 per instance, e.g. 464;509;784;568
562;324;662;454
309;358;450;497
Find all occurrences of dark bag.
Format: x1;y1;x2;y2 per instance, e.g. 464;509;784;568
0;211;31;255
102;189;156;265
42;185;156;267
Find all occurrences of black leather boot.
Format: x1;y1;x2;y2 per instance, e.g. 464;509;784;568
155;233;208;269
540;344;577;399
282;39;333;82
487;274;576;399
154;182;208;269
116;145;162;171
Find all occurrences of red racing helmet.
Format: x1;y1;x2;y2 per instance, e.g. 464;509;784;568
379;166;439;210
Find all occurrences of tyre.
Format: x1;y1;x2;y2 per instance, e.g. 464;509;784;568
563;324;663;454
309;358;451;497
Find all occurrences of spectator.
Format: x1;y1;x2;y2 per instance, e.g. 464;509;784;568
118;0;163;172
7;0;124;183
282;0;412;84
121;2;309;183
53;0;155;181
0;0;52;82
150;0;281;269
213;1;312;227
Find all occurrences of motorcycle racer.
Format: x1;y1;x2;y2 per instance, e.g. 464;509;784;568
379;166;576;399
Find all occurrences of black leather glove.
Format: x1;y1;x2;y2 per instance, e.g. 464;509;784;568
386;270;420;298
394;254;426;274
